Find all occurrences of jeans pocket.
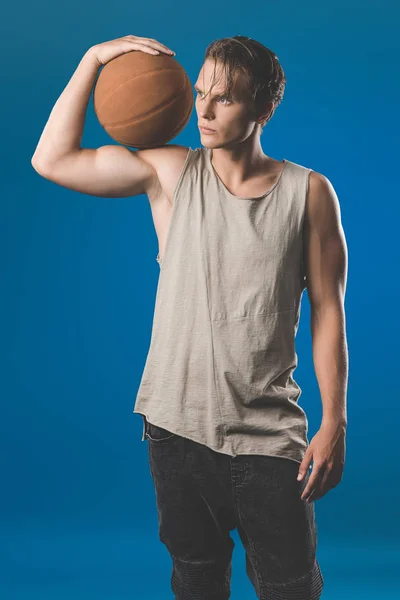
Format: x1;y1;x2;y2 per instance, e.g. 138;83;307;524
145;419;178;443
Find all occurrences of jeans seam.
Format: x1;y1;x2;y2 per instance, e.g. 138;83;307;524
230;460;265;599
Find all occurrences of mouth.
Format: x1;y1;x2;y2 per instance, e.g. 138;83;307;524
199;126;216;134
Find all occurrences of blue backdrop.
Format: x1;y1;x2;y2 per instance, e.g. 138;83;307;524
2;1;399;598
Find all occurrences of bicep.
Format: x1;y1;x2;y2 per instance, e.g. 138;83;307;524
32;144;159;198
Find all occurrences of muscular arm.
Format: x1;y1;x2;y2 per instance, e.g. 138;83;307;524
304;171;349;426
32;144;161;199
30;48;162;199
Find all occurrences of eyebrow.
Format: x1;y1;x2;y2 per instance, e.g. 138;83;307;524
193;85;230;98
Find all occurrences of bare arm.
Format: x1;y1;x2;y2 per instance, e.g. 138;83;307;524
30;43;167;198
304;171;349;427
31;48;101;168
32;144;159;198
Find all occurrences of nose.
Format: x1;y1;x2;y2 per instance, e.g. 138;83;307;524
196;96;215;120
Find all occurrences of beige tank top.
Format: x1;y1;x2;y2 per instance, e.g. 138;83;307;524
133;146;313;465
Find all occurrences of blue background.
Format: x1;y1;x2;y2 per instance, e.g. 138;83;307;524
2;0;399;597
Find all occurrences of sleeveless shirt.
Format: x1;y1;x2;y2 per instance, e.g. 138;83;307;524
133;146;313;465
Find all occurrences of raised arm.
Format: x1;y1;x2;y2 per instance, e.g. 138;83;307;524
31;37;175;198
32;144;160;199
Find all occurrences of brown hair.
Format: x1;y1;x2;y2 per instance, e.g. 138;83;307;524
202;35;286;131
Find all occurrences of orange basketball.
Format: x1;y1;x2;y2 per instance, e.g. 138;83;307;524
93;51;194;148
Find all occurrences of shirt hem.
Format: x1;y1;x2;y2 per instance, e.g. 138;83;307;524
132;410;305;464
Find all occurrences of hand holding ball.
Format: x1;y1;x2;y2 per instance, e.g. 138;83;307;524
92;35;193;148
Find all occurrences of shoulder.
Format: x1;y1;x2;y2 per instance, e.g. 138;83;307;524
283;159;341;220
305;170;343;237
137;144;193;174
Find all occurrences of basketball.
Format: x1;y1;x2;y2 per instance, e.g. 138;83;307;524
93;51;194;148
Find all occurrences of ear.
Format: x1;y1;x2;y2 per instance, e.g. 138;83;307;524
256;101;275;126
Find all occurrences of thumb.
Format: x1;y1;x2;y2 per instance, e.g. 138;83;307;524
297;449;313;480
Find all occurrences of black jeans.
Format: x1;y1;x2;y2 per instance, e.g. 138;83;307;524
143;416;324;600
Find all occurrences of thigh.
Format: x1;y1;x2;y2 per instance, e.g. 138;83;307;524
236;455;324;598
145;418;235;563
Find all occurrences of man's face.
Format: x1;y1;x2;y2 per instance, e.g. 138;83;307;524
194;59;263;147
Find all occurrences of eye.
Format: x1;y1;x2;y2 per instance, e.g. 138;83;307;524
195;90;232;105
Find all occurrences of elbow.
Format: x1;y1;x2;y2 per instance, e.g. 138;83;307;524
31;157;51;177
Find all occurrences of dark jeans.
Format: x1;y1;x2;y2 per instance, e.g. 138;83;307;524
143;416;324;600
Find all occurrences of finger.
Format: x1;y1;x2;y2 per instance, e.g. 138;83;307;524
305;487;319;502
149;38;176;54
126;42;159;55
309;469;331;501
297;454;313;481
130;38;175;55
150;43;175;55
307;477;327;502
297;463;311;481
301;465;324;501
141;37;175;54
302;472;325;502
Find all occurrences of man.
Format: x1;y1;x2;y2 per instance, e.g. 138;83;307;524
32;34;348;600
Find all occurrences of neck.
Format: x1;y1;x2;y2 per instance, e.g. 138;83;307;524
210;136;272;186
